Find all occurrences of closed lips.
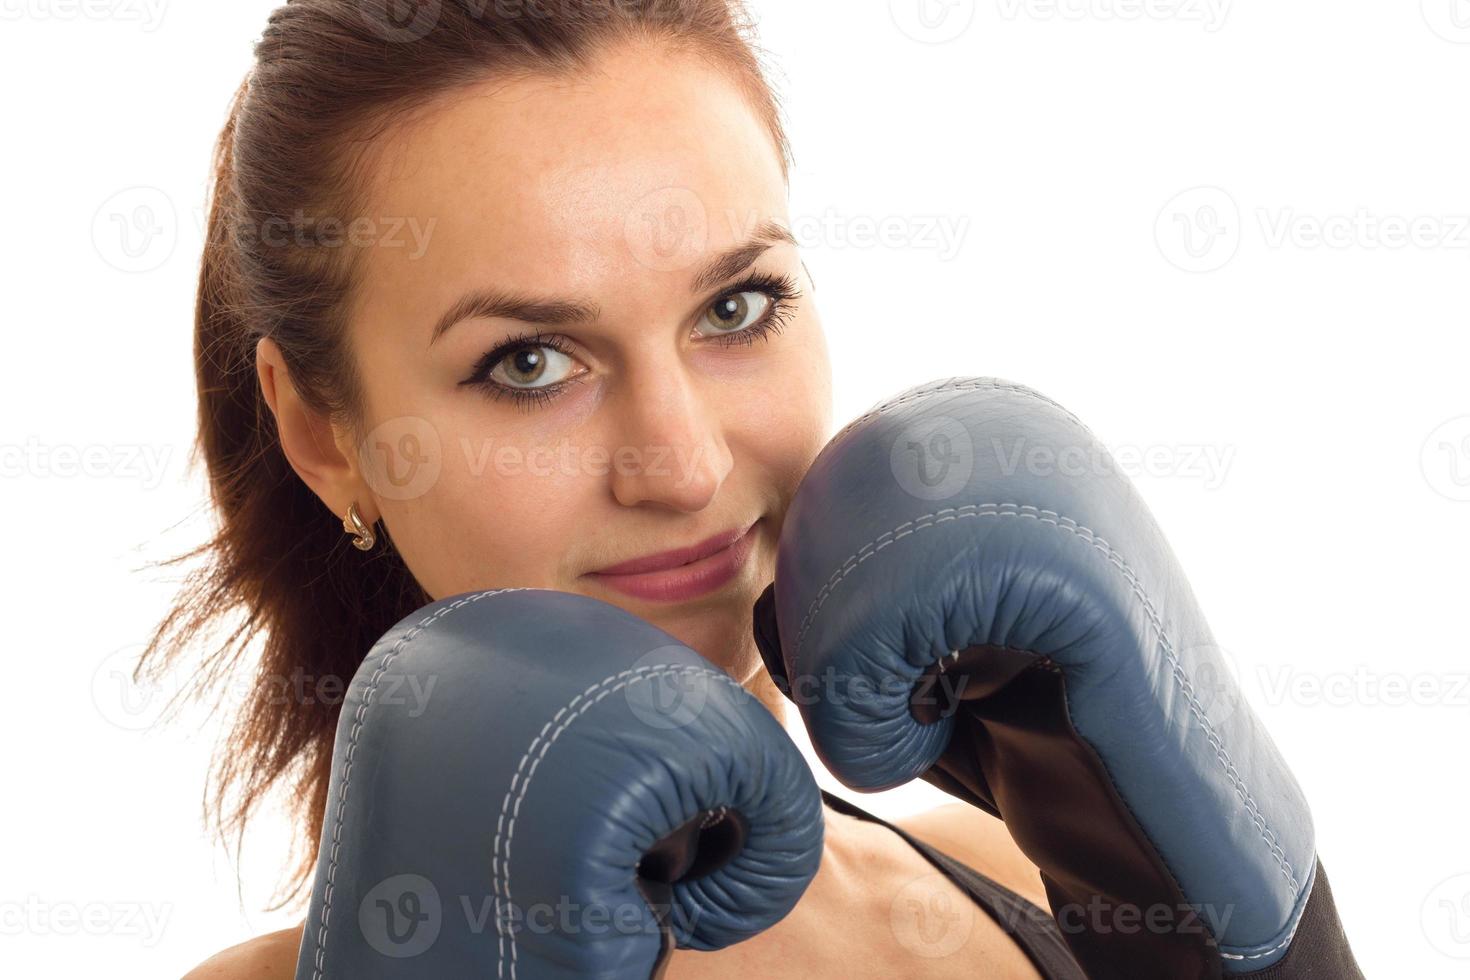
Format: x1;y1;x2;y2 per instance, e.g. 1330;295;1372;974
589;523;755;576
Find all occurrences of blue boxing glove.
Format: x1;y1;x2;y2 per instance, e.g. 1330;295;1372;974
296;588;823;980
754;378;1363;979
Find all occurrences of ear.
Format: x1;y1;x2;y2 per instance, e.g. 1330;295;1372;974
255;337;380;526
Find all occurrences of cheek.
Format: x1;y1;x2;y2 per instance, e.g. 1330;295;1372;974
767;318;834;464
751;317;834;525
374;424;594;600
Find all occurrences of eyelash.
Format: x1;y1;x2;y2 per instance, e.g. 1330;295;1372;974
459;271;802;410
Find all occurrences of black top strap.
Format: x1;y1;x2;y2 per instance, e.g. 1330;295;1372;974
820;789;1086;980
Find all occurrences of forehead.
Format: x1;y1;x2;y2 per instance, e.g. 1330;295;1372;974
353;44;788;316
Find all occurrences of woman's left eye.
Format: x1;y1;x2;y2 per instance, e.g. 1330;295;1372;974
696;289;772;338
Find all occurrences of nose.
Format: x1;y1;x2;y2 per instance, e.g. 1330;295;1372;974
605;371;733;513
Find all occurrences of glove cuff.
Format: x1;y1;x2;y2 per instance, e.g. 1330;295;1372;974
752;582;793;704
1236;859;1363;980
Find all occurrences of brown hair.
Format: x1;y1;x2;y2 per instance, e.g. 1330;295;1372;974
140;0;791;912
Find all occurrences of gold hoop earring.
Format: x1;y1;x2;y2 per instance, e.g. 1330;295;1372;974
342;501;376;551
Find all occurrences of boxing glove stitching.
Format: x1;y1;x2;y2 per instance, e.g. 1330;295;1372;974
1218;858;1316;961
790;503;1301;903
493;663;752;979
311;587;514;980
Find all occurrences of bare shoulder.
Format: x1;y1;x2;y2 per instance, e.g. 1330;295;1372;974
181;922;304;980
893;802;1051;911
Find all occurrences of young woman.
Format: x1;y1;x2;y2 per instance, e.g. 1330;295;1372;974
156;2;1081;976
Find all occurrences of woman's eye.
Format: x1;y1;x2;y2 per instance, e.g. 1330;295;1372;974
697;290;772;338
490;344;577;389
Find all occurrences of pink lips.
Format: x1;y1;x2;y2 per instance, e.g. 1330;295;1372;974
584;522;758;603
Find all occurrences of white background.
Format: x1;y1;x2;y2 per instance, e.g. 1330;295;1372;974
3;1;1467;976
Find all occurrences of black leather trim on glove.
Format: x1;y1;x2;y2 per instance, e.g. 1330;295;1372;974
1235;861;1363;980
754;589;1365;978
753;583;789;699
913;648;1365;980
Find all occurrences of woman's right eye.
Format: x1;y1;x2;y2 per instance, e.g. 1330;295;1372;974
459;332;587;408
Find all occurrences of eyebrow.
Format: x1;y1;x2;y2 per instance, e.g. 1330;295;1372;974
428;218;798;346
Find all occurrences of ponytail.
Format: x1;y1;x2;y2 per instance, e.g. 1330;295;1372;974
141;73;430;910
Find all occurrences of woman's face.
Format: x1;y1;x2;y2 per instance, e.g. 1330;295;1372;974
340;42;832;684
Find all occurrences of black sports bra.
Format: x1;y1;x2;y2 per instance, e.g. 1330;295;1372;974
821;789;1086;980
